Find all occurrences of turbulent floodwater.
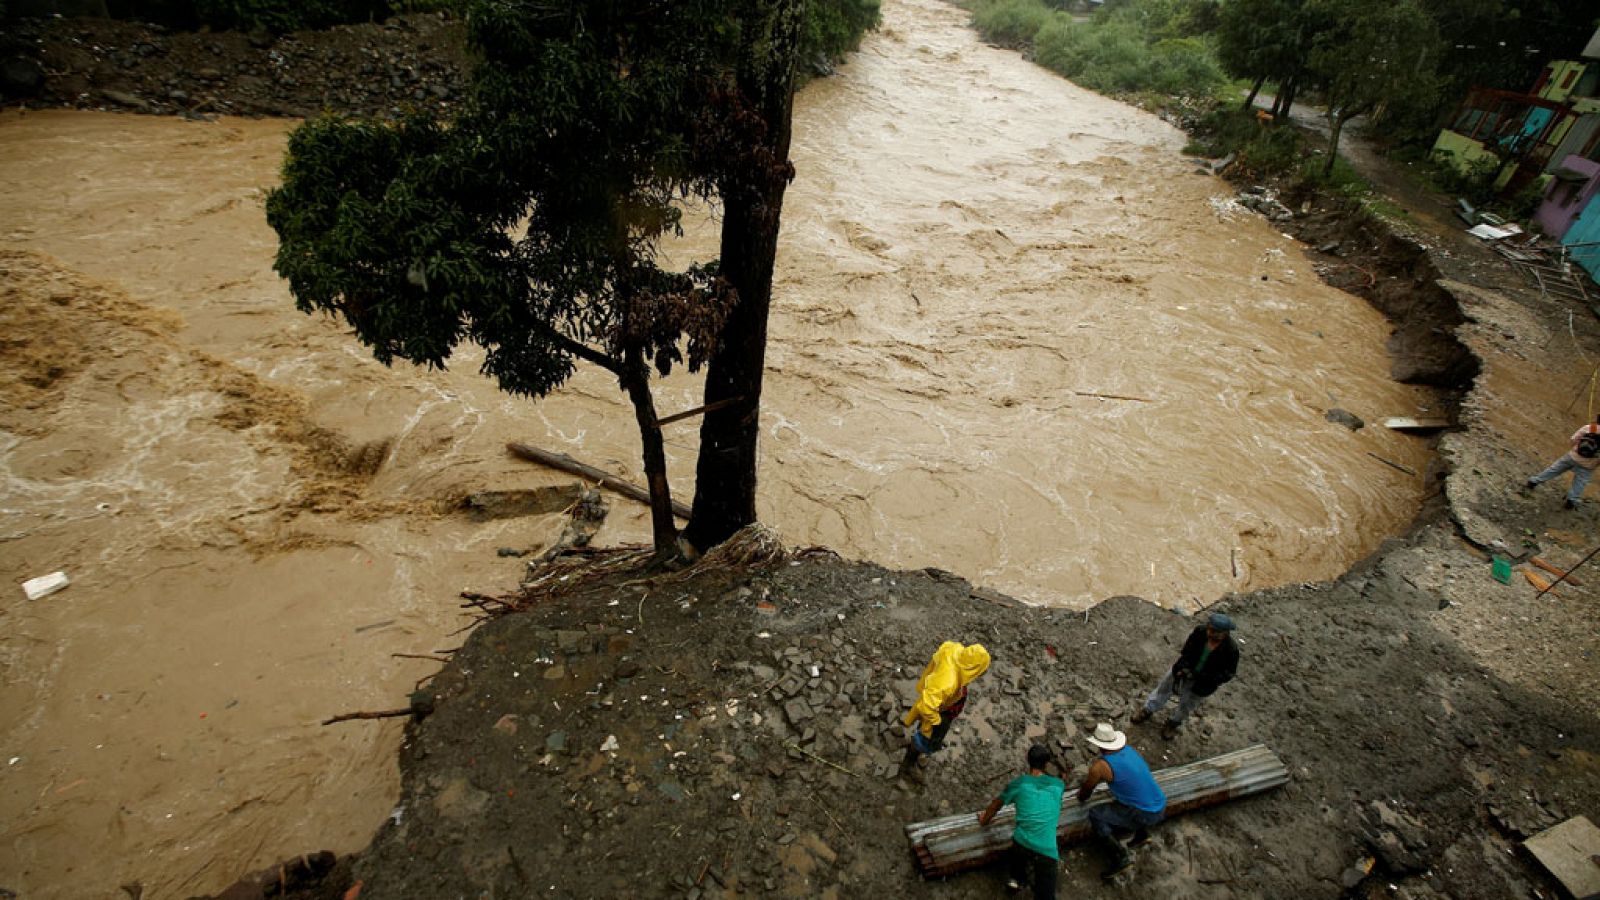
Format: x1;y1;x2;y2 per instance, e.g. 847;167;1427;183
0;0;1434;895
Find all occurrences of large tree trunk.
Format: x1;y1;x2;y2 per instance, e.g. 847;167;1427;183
683;0;805;554
1242;75;1265;112
621;353;678;557
1325;111;1347;176
1280;74;1298;120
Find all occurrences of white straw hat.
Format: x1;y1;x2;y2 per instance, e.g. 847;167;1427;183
1086;722;1126;752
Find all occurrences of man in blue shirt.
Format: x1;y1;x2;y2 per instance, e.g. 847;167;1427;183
1077;722;1167;880
979;744;1063;898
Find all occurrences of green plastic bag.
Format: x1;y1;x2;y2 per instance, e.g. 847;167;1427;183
1491;556;1513;584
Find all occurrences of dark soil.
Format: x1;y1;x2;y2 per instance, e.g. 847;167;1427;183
0;12;470;119
12;12;1600;900
224;525;1600;900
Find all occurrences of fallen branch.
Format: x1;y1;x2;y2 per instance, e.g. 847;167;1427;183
808;792;847;835
1366;452;1418;477
783;741;857;777
460;591;515;612
507;442;691;520
1072;390;1151;403
655;395;744;429
391;653;451;663
322;708;412;726
447;616;489;636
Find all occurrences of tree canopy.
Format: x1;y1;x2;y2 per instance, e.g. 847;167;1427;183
1305;0;1440;172
267;0;827;556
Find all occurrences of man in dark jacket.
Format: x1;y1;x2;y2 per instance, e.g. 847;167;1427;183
1130;612;1239;740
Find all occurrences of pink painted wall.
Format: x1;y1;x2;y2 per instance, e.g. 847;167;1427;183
1537;154;1600;239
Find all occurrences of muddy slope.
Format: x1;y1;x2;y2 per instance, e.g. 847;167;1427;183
282;518;1597;900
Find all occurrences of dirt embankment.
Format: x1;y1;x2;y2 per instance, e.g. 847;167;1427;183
10;13;1600;900
0;12;469;119
231;522;1600;900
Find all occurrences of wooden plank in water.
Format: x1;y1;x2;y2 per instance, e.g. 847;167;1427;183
905;743;1288;877
1524;815;1600;899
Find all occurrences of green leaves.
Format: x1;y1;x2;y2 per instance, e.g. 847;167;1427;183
266;0;823;400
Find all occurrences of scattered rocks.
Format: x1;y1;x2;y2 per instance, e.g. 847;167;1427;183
1237;186;1296;221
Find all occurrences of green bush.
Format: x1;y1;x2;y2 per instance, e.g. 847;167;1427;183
1033;18;1149;92
1430;153;1504;206
800;0;882;67
1187;107;1306;178
992;4;1226;98
970;0;1056;47
1147;37;1225;96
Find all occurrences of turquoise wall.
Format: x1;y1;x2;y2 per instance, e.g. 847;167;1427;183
1565;197;1600;281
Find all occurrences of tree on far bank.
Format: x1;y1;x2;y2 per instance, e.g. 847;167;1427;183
1214;0;1311;114
267;0;810;559
1306;0;1440;175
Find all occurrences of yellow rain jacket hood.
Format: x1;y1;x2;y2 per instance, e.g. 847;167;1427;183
902;641;991;737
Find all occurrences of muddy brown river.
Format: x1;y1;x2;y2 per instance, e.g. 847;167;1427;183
0;0;1435;895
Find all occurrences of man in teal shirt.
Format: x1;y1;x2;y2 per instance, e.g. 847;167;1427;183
979;744;1063;898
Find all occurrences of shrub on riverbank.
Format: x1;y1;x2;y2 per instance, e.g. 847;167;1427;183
970;0;1053;47
1185;107;1413;224
1185;107;1302;179
966;0;1226;100
802;0;882;68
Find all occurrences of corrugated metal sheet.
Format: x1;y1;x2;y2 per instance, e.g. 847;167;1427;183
905;743;1289;877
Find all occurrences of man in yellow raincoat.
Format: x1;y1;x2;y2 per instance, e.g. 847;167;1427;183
900;641;991;778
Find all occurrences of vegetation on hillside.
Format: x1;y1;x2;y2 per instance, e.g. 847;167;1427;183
964;0;1596;203
965;0;1227;99
55;0;880;68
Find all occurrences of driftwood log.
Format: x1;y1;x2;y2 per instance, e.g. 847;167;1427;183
905;743;1288;877
507;442;691;520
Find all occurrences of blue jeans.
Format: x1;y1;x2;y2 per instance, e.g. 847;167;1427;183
1529;456;1595;505
1144;668;1203;727
1088;800;1165;840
